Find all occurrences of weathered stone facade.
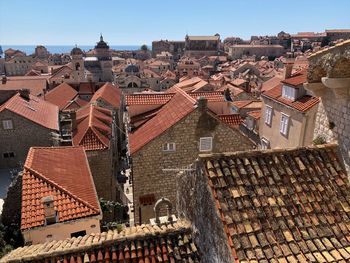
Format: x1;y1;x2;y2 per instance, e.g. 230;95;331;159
305;40;350;171
0;111;55;168
131;108;253;224
177;165;234;263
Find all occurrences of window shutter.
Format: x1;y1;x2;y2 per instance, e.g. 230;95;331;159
200;137;213;152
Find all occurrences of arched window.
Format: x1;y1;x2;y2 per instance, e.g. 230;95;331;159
75;62;80;71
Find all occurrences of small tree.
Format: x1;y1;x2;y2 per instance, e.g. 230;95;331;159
140;44;148;52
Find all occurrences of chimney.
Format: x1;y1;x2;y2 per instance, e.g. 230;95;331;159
42;196;57;225
283;60;294;79
1;76;7;84
19;89;30;100
196;96;207;111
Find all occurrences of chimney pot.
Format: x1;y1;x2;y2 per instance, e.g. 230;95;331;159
2;76;7;84
283;60;294;80
42;195;57;225
19;89;30;100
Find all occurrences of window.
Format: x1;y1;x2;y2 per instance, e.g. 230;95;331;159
2;119;13;130
199;137;213;152
282;85;296;100
280;113;290;136
264;106;272;126
70;230;86;238
261;138;270;150
3;152;15;158
162;142;176;152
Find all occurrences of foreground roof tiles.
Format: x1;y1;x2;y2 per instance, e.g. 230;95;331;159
129;90;196;154
218;114;244;127
1;221;200;263
263;84;320;112
0;76;48;96
0;93;59;130
44;82;78;110
201;144;350;263
73;105;112;151
21;147;100;230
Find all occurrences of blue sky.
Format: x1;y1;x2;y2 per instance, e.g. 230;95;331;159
0;0;349;45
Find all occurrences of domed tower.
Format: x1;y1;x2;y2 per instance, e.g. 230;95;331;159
94;34;112;81
70;46;85;82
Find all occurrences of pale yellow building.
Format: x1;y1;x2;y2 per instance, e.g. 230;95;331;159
259;70;319;149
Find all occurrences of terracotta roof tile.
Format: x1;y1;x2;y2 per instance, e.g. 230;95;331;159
1;221;200;263
0;76;48;96
247;110;261;119
218;114;244;127
125;93;174;106
129;90;196;154
90;82;122;109
200;144;350;263
20;146;100;230
73;105;112;151
0;93;59;130
190;91;226;102
281;70;307;87
263;84;320;112
44;83;78;110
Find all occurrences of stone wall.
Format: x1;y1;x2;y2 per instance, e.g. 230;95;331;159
177;164;234;263
0;110;55;168
131;108;253;224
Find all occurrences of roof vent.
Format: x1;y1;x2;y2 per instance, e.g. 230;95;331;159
42;196;58;225
1;76;7;84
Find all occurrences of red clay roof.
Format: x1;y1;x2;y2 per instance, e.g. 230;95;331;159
0;93;59;130
218;114;244;127
21;146;100;230
73;105;112;151
0;76;48;96
44;83;78;110
125;93;174;106
247;110;261;119
91;82;122;108
263;84;320;112
231;100;262;109
190;91;226;102
281;70;307;87
129;90;196;154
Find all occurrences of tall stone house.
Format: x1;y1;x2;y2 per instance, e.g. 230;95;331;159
0;90;59;168
21;146;101;245
72;104;117;205
128;89;253;224
178;144;350;262
305;39;350;171
259;69;319;149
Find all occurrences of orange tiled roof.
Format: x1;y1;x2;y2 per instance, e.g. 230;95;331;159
263;84;320;112
190;91;226;102
201;144;350;263
281;70;307;87
44;83;78;110
90;82;122;109
21;146;100;230
218;114;244;127
125;93;174;106
1;221;200;263
0;93;59;130
231;100;262;109
247;110;261;119
73;105;112;151
0;76;48;96
129;90;196;154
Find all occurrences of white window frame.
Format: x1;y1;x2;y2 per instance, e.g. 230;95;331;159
162;142;176;152
282;85;296;100
2;119;13;130
261;137;270;150
280;113;290;136
199;137;213;152
264;106;272;126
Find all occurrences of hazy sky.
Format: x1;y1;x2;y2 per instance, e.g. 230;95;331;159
1;0;350;45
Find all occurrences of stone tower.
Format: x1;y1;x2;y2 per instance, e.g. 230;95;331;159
70;46;85;82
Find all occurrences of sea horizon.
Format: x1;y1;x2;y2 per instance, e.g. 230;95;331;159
1;45;150;55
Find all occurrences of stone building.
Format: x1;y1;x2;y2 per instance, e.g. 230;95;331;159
20;146;101;244
178;144;350;262
4;55;35;76
0;91;59;168
34;45;49;60
128;89;253;224
72;105;117;204
151;40;185;59
326;29;350;41
184;34;221;58
305;39;350;170
229;44;285;60
260;69;319;149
